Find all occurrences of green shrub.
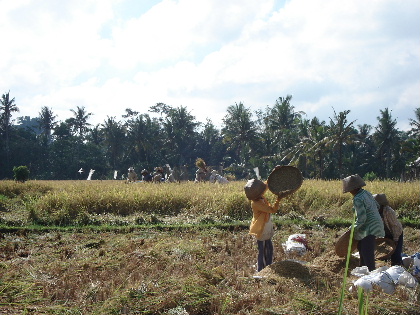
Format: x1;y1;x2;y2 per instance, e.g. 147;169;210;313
13;166;30;182
363;171;377;181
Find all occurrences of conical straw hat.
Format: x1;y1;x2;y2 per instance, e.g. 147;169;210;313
244;179;267;200
267;166;303;197
342;174;366;193
373;194;389;206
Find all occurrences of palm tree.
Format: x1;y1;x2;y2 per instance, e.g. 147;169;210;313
265;95;305;154
327;108;357;178
0;91;19;173
162;106;199;166
126;114;162;165
87;124;104;146
38;106;57;144
102;116;127;171
34;106;57;177
280;117;329;178
300;118;330;178
221;102;258;165
373;108;399;178
69;106;92;138
0;91;19;138
409;108;420;141
197;118;226;167
350;124;376;175
50;121;77;179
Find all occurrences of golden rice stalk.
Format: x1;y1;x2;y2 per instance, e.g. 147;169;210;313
195;158;207;169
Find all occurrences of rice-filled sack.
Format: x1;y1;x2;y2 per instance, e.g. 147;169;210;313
353;277;374;292
398;271;418;288
385;266;405;283
413;254;420;278
283;234;308;255
352;269;396;294
351;266;370;277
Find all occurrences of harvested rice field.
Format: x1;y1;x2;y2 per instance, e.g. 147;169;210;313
1;226;419;314
0;180;419;314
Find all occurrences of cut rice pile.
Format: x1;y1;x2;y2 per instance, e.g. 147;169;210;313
257;260;311;281
255;259;341;289
311;250;359;274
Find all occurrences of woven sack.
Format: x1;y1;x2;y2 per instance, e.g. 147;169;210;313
267;166;303;197
335;229;358;257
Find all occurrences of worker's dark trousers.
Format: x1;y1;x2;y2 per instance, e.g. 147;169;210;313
390;233;403;266
358;234;376;271
257;239;273;272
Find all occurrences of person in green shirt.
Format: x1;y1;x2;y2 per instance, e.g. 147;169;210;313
342;174;385;271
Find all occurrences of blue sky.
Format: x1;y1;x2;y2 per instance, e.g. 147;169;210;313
1;0;419;131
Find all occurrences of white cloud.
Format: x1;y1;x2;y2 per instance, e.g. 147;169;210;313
0;0;418;131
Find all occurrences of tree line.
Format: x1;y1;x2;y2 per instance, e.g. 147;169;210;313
1;91;419;180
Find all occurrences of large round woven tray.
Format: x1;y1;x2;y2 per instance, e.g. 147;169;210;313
267;166;303;197
335;229;358;257
375;238;396;260
335;231;396;260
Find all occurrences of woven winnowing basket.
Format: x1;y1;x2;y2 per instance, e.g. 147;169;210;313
335;230;396;259
375;238;396;260
267;166;303;197
335;229;358;257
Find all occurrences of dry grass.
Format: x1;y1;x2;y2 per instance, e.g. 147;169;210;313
0;179;419;314
0;227;419;314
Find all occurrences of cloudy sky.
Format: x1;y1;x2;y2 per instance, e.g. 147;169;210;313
1;0;419;131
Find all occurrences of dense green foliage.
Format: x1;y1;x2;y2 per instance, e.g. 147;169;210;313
12;165;30;182
1;91;419;180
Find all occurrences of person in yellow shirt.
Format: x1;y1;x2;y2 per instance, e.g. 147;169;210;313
244;178;282;272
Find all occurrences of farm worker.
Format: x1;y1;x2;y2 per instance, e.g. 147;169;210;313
209;170;217;183
373;193;404;266
153;167;165;183
127;167;138;183
166;169;177;183
244;175;282;272
195;168;207;182
141;169;153;182
342;174;385;271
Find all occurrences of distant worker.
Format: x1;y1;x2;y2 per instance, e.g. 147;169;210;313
195;167;207;182
127;167;138;183
153;167;165;183
195;158;208;182
166;169;177;183
141;169;153;182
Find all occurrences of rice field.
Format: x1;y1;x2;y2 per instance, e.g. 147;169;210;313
0;179;418;227
0;179;419;314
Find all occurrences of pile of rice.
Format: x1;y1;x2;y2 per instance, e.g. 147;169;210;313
257;260;311;281
312;250;359;274
257;259;338;286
